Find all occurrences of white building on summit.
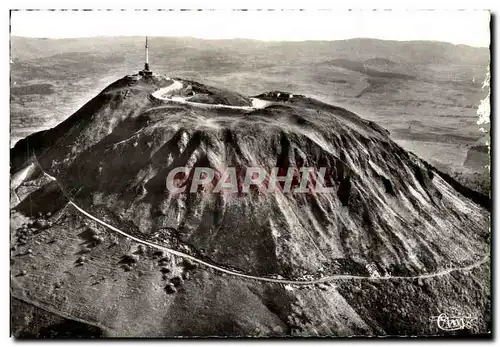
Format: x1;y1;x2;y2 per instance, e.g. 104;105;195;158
139;36;153;76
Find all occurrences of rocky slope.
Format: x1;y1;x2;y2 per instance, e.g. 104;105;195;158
10;74;491;337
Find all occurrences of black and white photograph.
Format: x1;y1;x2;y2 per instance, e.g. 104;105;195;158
8;8;491;338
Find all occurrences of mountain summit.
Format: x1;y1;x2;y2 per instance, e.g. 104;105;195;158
10;74;490;337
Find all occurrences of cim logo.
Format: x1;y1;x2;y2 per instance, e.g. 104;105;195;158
430;308;478;332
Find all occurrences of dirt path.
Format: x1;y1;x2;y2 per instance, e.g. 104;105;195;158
151;78;272;110
30;154;490;286
150;78;183;98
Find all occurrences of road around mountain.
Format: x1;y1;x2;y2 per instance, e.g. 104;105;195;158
151;78;273;110
30;153;489;286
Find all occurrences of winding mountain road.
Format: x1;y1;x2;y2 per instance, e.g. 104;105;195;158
151;78;272;110
150;78;184;98
29;155;490;286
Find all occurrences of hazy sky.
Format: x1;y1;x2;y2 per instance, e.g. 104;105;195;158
10;9;490;47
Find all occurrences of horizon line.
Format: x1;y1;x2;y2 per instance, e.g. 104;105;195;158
10;35;490;48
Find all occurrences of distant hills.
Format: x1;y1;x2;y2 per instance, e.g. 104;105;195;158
11;36;489;66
